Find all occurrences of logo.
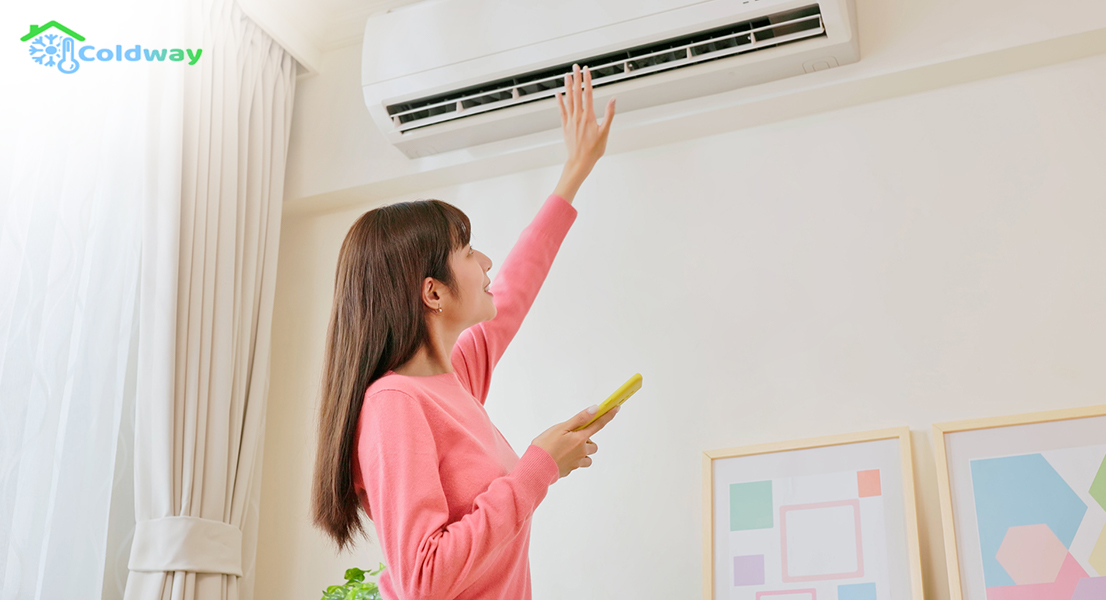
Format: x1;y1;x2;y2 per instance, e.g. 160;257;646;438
23;21;83;73
21;20;203;75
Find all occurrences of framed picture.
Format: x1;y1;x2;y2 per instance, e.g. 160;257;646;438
933;404;1106;600
703;427;925;600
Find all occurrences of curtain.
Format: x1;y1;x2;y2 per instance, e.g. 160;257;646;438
0;2;186;599
0;0;295;597
123;0;296;598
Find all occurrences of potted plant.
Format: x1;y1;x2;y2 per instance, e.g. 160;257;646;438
320;564;385;600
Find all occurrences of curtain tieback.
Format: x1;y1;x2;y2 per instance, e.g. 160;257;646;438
128;516;243;576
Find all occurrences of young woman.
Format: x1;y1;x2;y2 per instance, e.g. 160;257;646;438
312;65;619;600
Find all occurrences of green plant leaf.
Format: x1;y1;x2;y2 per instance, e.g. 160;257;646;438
322;564;385;600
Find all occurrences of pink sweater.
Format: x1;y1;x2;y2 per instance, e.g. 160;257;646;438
352;193;579;600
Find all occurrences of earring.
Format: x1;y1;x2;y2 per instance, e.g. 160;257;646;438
437;305;443;313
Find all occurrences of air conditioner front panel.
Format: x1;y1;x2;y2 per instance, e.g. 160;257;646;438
363;0;857;158
370;36;852;156
363;0;712;84
364;0;818;101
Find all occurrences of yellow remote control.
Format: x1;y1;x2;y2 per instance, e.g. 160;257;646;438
574;373;642;431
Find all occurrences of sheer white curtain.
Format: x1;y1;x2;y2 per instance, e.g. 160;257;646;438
0;2;186;599
1;0;295;597
123;0;296;598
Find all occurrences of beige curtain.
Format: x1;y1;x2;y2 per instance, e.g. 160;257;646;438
1;3;184;598
124;0;296;598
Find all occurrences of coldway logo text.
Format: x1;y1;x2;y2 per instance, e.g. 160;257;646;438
22;20;203;74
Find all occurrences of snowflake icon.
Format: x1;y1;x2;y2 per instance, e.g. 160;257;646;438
28;33;65;68
22;22;85;74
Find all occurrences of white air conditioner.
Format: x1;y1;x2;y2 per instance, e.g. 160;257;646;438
362;0;858;159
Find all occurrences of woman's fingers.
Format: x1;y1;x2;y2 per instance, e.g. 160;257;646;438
583;66;594;119
572;441;598;471
572;64;583;119
555;91;567;127
535;406;616;478
600;97;616;134
578;404;619;439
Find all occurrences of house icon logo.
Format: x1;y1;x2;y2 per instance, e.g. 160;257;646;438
20;20;203;75
22;21;85;74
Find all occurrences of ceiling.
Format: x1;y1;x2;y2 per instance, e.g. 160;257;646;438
239;0;432;75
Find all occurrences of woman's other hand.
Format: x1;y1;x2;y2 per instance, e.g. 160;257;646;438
532;404;620;479
552;64;616;203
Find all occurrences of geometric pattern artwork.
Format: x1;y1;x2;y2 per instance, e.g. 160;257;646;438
1070;576;1106;600
995;524;1068;585
837;582;877;600
735;555;766;586
754;590;816;600
1091;524;1106;576
726;470;888;600
780;500;863;582
979;553;1086;600
857;470;881;498
1092;454;1106;512
969;445;1106;599
732;481;774;532
969;453;1087;587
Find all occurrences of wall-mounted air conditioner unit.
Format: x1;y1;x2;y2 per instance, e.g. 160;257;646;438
362;0;858;158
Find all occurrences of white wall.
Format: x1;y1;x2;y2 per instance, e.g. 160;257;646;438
256;3;1106;598
279;0;1106;213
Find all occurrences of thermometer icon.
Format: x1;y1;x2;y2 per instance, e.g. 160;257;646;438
58;37;79;74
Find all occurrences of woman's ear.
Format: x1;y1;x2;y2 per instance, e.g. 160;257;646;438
421;276;453;311
420;277;438;310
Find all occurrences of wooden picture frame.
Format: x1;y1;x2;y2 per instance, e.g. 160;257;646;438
703;427;925;600
933;404;1106;600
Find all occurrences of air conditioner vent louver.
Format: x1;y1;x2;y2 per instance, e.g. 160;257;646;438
386;4;824;133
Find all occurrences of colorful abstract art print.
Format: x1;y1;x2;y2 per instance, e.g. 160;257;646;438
969;446;1106;600
727;469;887;598
704;428;925;600
933;405;1106;600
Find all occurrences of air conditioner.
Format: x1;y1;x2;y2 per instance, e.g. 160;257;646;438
362;0;858;159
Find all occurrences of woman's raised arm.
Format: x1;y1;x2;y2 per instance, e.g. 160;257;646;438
451;64;615;402
553;63;617;204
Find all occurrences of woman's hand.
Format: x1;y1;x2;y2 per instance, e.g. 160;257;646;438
532;404;620;479
552;64;616;204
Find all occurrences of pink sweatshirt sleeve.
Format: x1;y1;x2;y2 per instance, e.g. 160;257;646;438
359;389;560;600
452;194;578;403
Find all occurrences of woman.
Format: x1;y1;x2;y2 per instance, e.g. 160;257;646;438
311;64;619;600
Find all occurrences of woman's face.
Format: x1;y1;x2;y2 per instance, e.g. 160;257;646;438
447;242;495;326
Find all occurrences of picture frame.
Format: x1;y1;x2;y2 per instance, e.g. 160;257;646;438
703;427;925;600
933;404;1106;600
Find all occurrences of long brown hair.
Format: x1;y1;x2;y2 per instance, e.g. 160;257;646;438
312;199;471;551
